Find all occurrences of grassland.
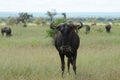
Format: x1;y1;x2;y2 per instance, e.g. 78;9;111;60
0;23;120;80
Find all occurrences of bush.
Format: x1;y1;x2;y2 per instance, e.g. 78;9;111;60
6;17;16;25
46;29;56;38
47;18;66;38
53;18;66;26
33;17;46;25
0;18;2;24
33;18;41;25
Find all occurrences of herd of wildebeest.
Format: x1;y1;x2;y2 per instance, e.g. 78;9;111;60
0;21;111;77
0;22;111;37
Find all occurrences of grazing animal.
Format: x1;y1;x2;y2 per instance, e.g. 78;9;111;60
105;24;111;32
50;21;83;77
85;25;90;34
1;27;12;37
91;23;96;26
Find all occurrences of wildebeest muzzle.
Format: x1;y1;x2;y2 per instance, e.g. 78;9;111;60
60;45;72;52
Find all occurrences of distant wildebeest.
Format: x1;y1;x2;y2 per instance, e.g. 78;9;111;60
50;21;83;77
91;22;96;26
1;27;12;37
85;25;90;34
105;24;111;32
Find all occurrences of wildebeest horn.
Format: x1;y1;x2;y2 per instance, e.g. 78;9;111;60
78;21;83;29
50;21;56;30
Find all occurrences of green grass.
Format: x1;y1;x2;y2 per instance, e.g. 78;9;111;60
0;25;52;47
0;24;120;80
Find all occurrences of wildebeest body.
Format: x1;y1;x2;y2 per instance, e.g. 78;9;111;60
105;24;111;32
1;27;12;37
85;25;90;34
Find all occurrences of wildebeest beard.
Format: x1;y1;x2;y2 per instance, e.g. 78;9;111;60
60;45;73;57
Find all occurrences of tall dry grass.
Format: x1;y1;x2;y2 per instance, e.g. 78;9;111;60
0;24;120;80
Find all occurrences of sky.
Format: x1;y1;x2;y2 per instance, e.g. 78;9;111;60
0;0;120;12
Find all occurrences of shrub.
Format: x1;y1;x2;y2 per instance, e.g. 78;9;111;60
47;18;66;38
6;17;16;25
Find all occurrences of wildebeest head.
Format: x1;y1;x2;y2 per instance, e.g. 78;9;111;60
50;21;83;50
57;23;73;48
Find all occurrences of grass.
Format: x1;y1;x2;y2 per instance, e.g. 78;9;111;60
0;24;120;80
0;25;52;47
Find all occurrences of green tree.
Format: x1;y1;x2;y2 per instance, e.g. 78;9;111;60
46;10;57;21
61;13;66;20
6;17;16;25
16;12;33;27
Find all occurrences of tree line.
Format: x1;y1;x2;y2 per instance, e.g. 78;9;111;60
0;12;120;27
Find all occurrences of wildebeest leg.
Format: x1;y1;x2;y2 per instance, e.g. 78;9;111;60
6;32;10;37
73;58;76;75
6;33;8;37
1;30;4;36
8;32;11;37
1;32;4;36
72;51;77;75
67;58;70;74
6;32;11;37
59;53;65;77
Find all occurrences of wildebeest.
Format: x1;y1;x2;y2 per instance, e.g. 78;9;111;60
91;22;96;26
50;21;83;77
105;24;111;33
85;25;90;34
1;27;12;37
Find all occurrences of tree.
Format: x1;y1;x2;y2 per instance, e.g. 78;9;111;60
46;10;57;21
6;17;16;25
16;12;33;27
61;13;66;19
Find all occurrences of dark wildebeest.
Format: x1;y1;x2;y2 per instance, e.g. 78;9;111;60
105;24;111;33
85;25;90;34
50;21;83;77
1;27;12;37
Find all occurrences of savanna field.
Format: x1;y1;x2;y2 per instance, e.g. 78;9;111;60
0;23;120;80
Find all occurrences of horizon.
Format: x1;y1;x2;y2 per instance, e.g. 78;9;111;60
0;11;120;13
0;12;120;18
